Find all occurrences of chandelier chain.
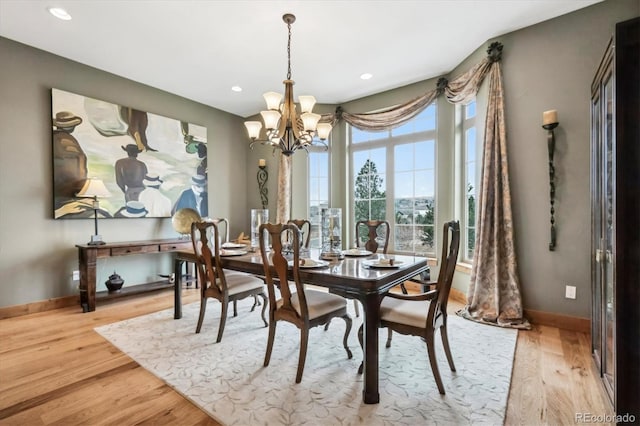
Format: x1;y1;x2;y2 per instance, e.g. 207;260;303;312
286;20;292;80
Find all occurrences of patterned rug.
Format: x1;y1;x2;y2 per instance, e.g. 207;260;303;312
95;299;517;425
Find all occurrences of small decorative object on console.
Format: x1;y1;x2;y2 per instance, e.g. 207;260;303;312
105;271;124;292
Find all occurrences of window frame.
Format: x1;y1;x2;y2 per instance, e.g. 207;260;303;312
348;104;438;256
307;137;331;249
459;99;478;262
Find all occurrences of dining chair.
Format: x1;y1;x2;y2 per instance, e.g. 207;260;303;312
326;219;390;329
201;217;251;316
259;223;353;383
358;220;460;394
191;220;268;342
287;219;311;249
355;219;390;254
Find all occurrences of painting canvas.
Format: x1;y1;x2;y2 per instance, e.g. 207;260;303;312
52;88;207;219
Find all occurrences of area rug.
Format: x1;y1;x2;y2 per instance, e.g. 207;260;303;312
95;299;517;425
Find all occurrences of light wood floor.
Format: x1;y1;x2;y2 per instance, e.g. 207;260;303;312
0;289;614;425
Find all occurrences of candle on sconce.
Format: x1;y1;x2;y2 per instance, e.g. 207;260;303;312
543;110;558;125
258;158;266;167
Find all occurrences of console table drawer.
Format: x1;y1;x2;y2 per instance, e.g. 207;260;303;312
160;242;192;252
111;245;159;256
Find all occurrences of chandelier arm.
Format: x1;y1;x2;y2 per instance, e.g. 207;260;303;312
316;139;329;152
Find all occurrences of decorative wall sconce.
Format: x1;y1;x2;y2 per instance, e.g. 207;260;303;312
542;110;558;251
257;159;269;209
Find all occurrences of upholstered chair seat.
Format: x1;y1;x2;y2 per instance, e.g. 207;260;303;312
220;273;265;296
280;291;348;320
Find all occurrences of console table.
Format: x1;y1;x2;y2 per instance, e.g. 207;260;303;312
77;238;193;312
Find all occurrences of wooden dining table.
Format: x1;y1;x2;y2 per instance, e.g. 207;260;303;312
174;248;429;405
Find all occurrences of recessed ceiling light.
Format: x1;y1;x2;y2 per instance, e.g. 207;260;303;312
48;7;72;21
360;73;373;80
231;86;243;92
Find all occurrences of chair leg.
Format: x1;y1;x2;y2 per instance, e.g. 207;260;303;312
250;294;260;311
296;327;309;383
264;320;277;367
259;293;268;327
195;298;207;333
341;314;353;359
233;300;238;317
440;324;456;372
425;329;445;395
216;301;228;343
326;300;358;330
323;319;331;331
357;324;364;375
192;263;199;289
386;328;393;348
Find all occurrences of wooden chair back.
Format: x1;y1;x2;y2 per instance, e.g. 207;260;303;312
355;220;390;253
259;223;308;321
191;220;227;298
287;219;312;248
428;220;460;329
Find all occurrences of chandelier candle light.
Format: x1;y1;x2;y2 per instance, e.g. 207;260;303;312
76;177;112;245
244;13;333;156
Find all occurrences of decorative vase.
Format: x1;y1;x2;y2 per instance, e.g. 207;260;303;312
250;209;269;249
105;272;124;292
321;208;344;260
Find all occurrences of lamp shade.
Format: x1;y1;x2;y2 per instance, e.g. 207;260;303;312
300;112;321;132
316;122;333;140
298;95;316;113
244;121;263;139
263;92;283;110
261;110;281;130
76;178;111;198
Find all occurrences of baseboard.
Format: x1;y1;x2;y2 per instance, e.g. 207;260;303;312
524;309;590;333
412;284;590;333
0;295;79;320
449;287;467;304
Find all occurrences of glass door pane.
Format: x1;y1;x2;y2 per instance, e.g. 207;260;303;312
591;92;603;371
602;72;615;393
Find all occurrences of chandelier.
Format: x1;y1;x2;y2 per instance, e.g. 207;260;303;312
244;13;332;156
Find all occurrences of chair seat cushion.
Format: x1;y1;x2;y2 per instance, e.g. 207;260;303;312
278;289;346;320
223;272;265;296
380;296;431;328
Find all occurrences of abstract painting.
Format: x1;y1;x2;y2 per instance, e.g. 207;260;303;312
52;88;207;219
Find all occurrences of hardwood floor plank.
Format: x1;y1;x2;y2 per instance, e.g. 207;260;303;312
0;361;139;420
560;328;614;425
505;326;547;425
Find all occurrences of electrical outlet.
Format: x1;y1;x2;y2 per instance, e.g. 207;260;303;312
565;285;576;299
72;270;80;281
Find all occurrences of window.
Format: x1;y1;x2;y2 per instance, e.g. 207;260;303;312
308;141;330;248
394;140;436;253
462;100;477;260
350;105;437;255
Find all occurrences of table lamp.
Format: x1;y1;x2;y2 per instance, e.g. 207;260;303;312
76;178;112;245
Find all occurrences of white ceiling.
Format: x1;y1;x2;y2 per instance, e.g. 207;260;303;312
0;0;601;118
